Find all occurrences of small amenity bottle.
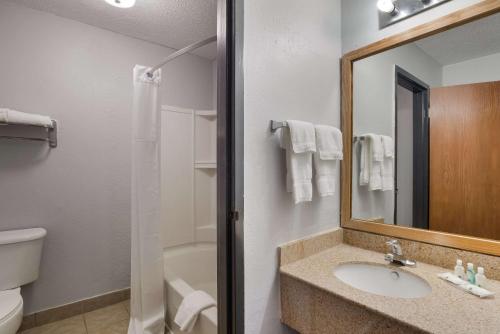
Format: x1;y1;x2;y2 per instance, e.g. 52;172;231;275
454;259;465;280
475;267;487;288
466;263;476;284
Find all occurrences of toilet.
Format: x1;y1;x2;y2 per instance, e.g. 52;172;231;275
0;228;46;334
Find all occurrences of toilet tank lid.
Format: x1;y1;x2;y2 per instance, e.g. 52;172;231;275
0;228;47;245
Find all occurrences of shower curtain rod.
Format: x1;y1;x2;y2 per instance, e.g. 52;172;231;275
147;35;217;77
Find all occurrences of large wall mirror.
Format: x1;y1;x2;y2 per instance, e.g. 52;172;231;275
341;1;500;255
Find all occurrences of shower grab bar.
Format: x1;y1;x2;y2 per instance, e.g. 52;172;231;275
0;120;58;148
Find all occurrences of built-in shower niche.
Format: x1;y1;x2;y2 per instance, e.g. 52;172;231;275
160;106;217;248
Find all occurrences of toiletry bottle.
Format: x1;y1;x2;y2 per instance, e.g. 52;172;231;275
454;259;465;280
466;263;476;284
475;267;487;288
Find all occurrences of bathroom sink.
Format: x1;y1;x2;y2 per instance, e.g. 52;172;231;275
333;262;431;299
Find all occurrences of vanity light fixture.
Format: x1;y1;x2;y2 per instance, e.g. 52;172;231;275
378;0;450;28
104;0;136;8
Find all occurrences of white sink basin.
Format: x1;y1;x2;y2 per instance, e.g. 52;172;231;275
333;262;431;299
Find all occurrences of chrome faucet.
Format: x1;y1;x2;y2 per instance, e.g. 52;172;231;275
384;239;416;267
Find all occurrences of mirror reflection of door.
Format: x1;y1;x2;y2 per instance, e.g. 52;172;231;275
395;67;429;230
351;12;500;242
429;81;500;239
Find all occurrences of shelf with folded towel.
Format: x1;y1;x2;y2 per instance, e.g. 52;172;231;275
0;120;58;148
0;109;57;148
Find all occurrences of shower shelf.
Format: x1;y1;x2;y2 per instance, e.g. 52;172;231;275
195;161;217;169
195;110;217;117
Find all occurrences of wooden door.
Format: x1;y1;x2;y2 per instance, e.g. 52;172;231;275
430;81;500;240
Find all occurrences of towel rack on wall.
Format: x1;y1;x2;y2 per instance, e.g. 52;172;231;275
353;135;366;142
0;120;58;148
270;120;288;133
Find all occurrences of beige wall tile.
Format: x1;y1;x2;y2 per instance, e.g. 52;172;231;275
82;290;129;313
34;302;83;326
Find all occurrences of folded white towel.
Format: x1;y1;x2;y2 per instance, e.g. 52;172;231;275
174;290;216;332
366;133;383;162
313;125;343;197
381;135;394;191
314;125;343;160
359;138;370;186
282;120;316;153
0;109;6;123
280;125;314;204
0;108;53;127
359;134;383;190
381;135;394;158
313;154;337;197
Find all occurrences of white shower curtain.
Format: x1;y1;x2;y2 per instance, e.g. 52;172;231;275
128;65;165;334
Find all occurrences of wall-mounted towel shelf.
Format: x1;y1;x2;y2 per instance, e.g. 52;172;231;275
0;120;57;148
270;120;288;133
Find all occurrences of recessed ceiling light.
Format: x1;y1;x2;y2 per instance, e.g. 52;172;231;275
104;0;136;8
377;0;397;14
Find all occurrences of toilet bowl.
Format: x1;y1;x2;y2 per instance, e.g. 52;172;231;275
0;228;46;334
0;288;23;334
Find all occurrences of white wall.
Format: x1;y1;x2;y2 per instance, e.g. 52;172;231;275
341;0;481;53
443;52;500;86
0;1;213;314
351;43;442;225
243;0;342;333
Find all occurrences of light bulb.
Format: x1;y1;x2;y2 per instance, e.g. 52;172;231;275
105;0;136;8
377;0;396;13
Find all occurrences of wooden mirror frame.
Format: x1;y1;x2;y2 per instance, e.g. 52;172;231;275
340;0;500;256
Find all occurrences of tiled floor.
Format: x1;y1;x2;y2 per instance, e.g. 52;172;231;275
20;300;130;334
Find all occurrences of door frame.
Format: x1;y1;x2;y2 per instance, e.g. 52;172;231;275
394;66;430;229
217;0;244;333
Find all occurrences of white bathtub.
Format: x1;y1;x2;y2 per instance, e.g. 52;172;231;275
164;243;217;334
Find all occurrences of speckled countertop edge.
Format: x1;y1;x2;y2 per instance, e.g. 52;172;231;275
280;244;500;334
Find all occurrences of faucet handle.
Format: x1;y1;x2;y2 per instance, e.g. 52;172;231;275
386;239;402;255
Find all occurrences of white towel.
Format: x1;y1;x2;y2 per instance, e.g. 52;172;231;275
314;125;343;160
284;120;316;153
280;122;315;204
359;138;370;186
359;134;384;190
365;134;383;190
174;290;216;332
367;133;383;162
314;125;343;197
381;136;394;190
0;109;6;123
0;108;53;127
381;135;394;158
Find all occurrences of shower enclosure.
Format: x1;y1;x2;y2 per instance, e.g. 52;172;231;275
160;105;218;334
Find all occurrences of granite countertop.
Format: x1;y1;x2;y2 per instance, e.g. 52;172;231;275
280;244;500;334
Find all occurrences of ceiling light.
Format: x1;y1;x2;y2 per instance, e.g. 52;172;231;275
104;0;136;8
377;0;397;14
